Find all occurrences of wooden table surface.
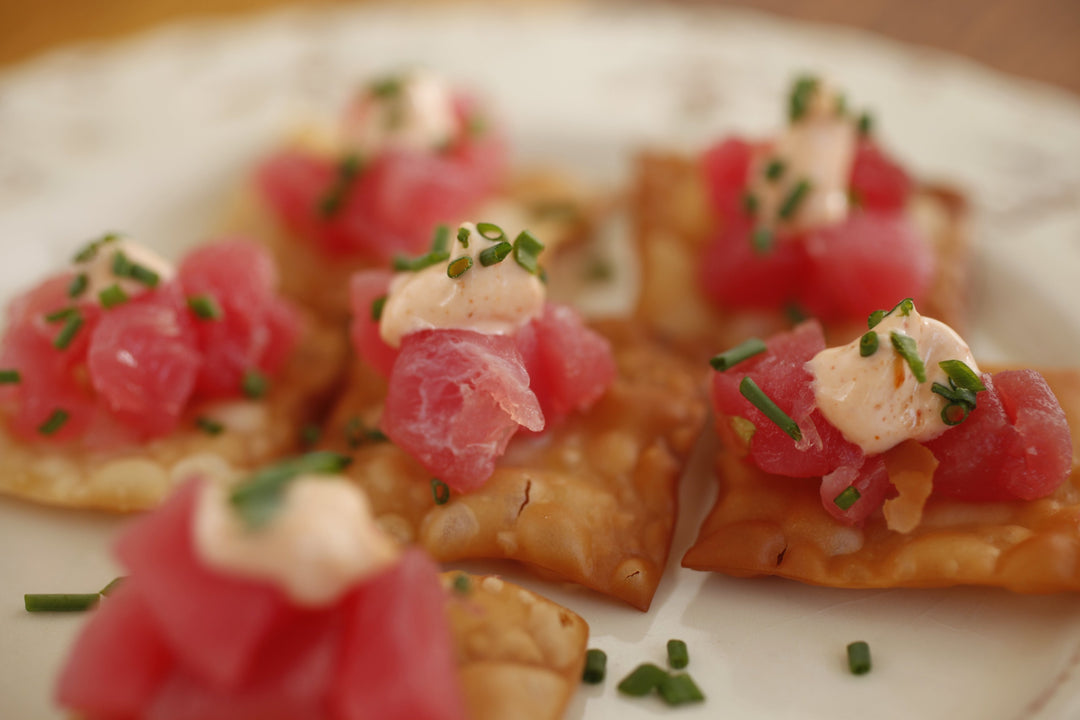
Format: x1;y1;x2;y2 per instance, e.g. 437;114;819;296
1;0;1078;96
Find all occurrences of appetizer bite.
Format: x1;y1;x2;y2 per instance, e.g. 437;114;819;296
0;234;342;511
684;300;1080;591
238;69;597;320
633;74;968;356
326;221;707;610
55;452;589;720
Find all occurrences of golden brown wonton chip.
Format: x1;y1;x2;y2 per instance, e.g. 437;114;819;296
325;320;706;610
443;571;588;720
683;368;1080;593
227;165;602;323
0;315;344;512
632;151;970;360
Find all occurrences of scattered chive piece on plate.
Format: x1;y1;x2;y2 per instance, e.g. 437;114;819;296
431;478;450;505
582;649;607;684
195;416;224;436
658;673;705;705
667;639;689;669
739;377;802;441
890;332;927;382
833;485;861;510
710;338;766;372
617;663;668;697
38;408;70;436
24;593;100;612
241;369;268;399
859;331;879;357
847;640;872;675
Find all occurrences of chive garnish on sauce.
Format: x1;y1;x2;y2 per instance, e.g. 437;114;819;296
932;359;986;425
789;75;819;122
476;222;505;242
447;255;473;279
765;158;786;181
431;478;451;505
229;451;353;529
778;179;812;220
512;230;545;275
890;332;927;383
430;224;450;254
710;338;766;372
867;297;914;329
68;273;88;298
393;249;450;272
478;241;512;267
847;640;872;674
72;232;120;264
739;377;802;441
98;284;129;309
859;331;879;357
582;649;607;684
456;226;471;248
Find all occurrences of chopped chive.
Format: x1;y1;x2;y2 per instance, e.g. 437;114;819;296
111;250;132;277
859;331;879;357
476;222;505;242
241;369;268;399
318;154;364;218
195;416;224;436
451;573;471;595
512;230;545;275
371;295;387;321
478;241;512;267
127;263;160;288
45;307;76;323
72;232;120;263
617;663;668;697
431;478;450;505
940;402;970;426
857;112;874;137
300;423;321;447
392;250;450;272
789;75;819;122
24;593;100;612
370;75;403;98
710;338;767;372
658;673;705;706
430;224;451;254
931;381;976;408
38;409;70;436
751;227;774;254
778;179;812;220
765;158;786;181
743;192;759;216
187;294;223;321
67;273;88;298
784;303;808;324
466;114;487;137
667;639;689;669
447;255;473;279
582;648;607;684
98;284;129;309
52;313;84;351
739;377;802;441
847;640;872;675
833;485;861;510
0;369;21;384
344;416;364;449
99;577;125;596
456;226;471;248
890;332;926;383
229;451;353;528
868;298;914;328
939;360;986;393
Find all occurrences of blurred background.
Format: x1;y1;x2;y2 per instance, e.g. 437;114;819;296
1;0;1078;95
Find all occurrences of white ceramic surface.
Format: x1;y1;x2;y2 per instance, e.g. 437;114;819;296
1;3;1079;719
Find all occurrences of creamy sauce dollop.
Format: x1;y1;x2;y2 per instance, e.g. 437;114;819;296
749;79;856;231
193;475;401;607
379;222;546;348
808;308;980;455
341;70;458;156
75;239;175;304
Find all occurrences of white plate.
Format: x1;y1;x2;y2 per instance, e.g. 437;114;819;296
2;3;1080;719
